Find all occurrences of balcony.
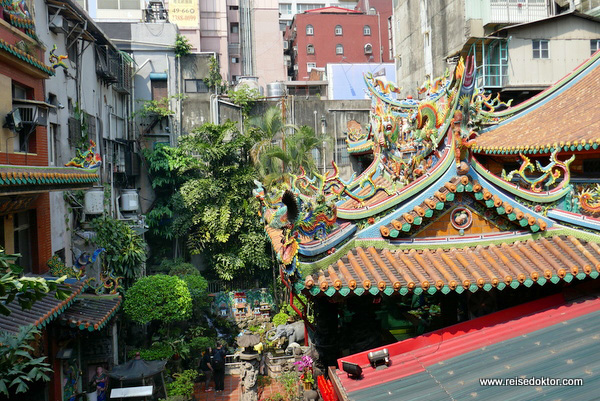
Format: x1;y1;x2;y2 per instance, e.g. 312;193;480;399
485;0;553;26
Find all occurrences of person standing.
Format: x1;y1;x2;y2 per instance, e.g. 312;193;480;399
199;347;214;392
92;366;107;401
212;343;226;392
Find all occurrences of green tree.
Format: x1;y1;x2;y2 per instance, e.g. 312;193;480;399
177;122;270;280
174;34;192;58
203;56;227;94
227;84;261;117
0;325;53;396
0;249;69;316
124;274;192;324
143;144;197;249
90;216;146;286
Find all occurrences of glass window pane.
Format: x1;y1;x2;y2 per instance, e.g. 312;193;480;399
98;0;118;9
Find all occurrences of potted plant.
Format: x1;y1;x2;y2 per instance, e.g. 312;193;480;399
294;355;314;390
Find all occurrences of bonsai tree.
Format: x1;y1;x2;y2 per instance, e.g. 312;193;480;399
124;274;192;325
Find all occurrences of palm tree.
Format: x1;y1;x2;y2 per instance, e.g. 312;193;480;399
248;106;291;166
261;126;329;186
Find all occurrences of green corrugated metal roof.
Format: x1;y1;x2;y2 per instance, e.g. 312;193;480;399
349;308;600;400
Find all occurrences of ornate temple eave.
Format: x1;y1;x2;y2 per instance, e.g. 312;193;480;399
0;165;99;195
298;234;600;298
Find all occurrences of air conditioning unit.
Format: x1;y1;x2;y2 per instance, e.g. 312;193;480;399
16;105;47;126
293;65;298;70
49;15;69;35
283;41;289;50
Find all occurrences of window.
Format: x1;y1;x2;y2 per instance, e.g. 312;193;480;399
151;79;168;100
335;25;342;36
184;79;209;93
229;5;239;10
13;211;33;273
307;44;314;54
364;43;372;54
363;25;371;36
97;0;136;9
591;39;600;56
532;39;549;59
307;62;316;71
336;44;344;55
298;3;324;12
49;123;58;165
306;24;314;35
230;23;239;33
336;137;349;166
231;57;239;63
279;3;292;14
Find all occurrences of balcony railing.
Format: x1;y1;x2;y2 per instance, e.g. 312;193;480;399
486;0;552;25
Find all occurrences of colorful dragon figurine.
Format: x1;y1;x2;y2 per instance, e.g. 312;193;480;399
89;271;124;295
501;150;575;192
367;72;402;94
65;140;102;169
578;184;600;215
418;69;450;97
73;248;105;280
49;45;68;70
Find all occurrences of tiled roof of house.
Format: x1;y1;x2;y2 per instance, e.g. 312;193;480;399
0;279;86;333
60;294;122;331
472;58;600;154
301;235;600;296
0;39;54;76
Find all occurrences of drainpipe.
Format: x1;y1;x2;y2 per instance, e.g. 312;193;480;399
377;12;383;62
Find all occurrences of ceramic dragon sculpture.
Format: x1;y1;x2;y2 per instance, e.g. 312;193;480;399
501;150;575;192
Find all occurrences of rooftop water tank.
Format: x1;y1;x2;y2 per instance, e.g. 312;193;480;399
84;187;104;215
235;76;264;95
120;189;139;212
266;82;286;97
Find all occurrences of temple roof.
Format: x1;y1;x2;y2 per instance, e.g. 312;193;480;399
0;279;87;333
472;54;600;154
300;235;600;296
59;294;122;332
0;165;99;195
333;291;600;400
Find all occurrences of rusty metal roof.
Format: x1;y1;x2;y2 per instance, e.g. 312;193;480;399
300;235;600;296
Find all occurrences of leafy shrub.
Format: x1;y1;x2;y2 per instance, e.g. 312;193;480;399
0;326;53;395
188;336;214;352
124;275;192;324
165;259;199;276
272;312;289;327
262;393;284;401
129;343;174;361
166;369;198;398
277;371;299;401
91;216;146;282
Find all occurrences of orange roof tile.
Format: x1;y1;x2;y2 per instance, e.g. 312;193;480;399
301;235;600;295
472;62;600;152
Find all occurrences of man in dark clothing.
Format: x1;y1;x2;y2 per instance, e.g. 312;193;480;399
212;343;226;392
199;347;214;391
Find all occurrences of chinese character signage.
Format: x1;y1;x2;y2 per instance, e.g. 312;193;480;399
169;0;199;28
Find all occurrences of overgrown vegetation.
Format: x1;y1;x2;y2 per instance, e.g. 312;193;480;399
227;84;261;116
203;55;227;94
90;216;146;287
0;325;53;396
174;34;192;58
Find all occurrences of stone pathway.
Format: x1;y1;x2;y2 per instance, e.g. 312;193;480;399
193;375;286;401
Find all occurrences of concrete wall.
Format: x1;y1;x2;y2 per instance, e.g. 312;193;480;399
36;0;131;264
251;0;286;89
393;0;466;97
505;16;600;87
180;54;212;133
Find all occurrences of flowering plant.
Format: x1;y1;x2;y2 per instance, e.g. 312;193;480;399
294;355;314;384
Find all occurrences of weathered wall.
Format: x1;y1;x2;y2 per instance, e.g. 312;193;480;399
393;0;466;97
251;98;371;180
505;16;600;88
180;54;212;133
